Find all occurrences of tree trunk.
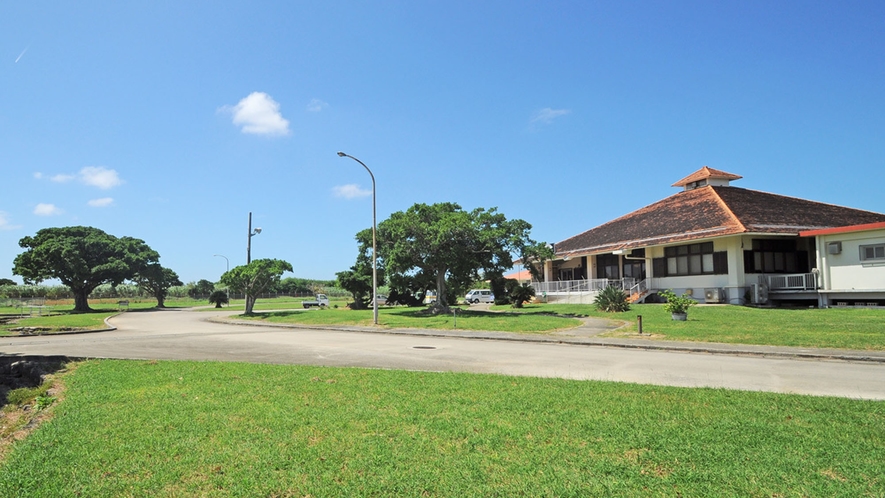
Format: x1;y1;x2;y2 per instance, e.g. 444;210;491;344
429;268;450;314
73;290;92;313
155;291;166;308
245;294;256;314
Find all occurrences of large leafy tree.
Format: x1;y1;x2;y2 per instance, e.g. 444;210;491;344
366;202;547;312
13;226;159;312
219;258;292;314
133;263;182;308
337;228;386;309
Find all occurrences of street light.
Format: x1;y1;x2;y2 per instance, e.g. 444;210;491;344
213;254;230;305
213;254;229;272
337;151;378;325
247;212;262;264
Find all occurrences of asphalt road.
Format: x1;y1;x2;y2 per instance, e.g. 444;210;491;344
3;307;885;400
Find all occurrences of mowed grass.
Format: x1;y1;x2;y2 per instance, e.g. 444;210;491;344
0;298;206;335
237;305;581;333
508;303;885;350
0;360;882;496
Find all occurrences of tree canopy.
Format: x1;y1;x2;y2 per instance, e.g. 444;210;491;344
133;263;182;308
219;258;292;314
13;226;159;312
360;202;547;311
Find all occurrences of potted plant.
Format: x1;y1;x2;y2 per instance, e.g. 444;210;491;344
658;289;696;321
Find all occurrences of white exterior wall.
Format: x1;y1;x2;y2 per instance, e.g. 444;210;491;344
648;236;747;304
815;229;885;291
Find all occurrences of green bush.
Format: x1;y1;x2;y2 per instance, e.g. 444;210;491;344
594;286;630;312
659;289;697;314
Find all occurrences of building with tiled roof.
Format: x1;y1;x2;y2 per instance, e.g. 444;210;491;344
535;167;885;306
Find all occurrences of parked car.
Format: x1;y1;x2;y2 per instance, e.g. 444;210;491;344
464;289;494;304
371;294;388;306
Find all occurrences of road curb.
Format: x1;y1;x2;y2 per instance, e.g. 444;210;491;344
210;316;885;364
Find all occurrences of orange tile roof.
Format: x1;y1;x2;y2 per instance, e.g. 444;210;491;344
554;185;885;257
671;166;743;187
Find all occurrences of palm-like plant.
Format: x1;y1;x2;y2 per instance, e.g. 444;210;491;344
208;290;229;308
594;286;631;313
509;283;536;308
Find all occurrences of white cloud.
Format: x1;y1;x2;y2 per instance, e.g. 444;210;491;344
33;172;43;179
51;173;75;183
531;107;571;125
34;203;63;216
0;212;22;231
222;92;290;136
87;197;114;207
79;166;123;189
307;98;328;112
333;184;372;199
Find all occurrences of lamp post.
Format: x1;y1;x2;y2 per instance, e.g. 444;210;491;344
337;151;378;325
213;254;230;305
247;212;262;264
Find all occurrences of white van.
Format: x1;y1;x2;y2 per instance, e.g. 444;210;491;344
465;289;494;304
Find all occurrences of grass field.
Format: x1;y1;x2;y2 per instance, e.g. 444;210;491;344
0;360;882;496
237;305;582;333
516;303;885;350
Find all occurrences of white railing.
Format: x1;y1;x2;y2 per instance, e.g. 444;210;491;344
629;279;649;298
766;273;816;291
532;278;636;294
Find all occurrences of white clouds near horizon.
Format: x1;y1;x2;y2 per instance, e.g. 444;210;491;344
223;92;290;136
34;203;63;216
332;184;372;199
0;212;21;231
307;98;328;112
531;107;571;124
35;167;123;190
87;197;114;207
79;166;123;189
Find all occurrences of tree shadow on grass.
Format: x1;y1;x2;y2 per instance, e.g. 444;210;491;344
0;355;70;410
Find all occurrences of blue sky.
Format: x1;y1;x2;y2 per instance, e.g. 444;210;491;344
2;1;884;284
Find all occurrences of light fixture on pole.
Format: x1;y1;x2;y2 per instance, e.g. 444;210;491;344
213;254;230;304
337;151;378;325
247;212;262;264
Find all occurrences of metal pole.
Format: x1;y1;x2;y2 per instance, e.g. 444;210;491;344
337;152;378;325
247;212;252;264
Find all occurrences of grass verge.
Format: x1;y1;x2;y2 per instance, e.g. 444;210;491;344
233;305;582;333
511;303;885;350
0;360;882;496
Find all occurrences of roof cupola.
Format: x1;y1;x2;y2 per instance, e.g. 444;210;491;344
672;166;742;191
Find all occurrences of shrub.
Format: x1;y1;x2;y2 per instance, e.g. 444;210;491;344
659;289;697;314
509;284;536;308
208;290;229;308
594;286;630;313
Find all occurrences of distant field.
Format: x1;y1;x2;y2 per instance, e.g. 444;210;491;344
0;360;881;496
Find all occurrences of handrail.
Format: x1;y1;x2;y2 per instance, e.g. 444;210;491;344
765;273;816;291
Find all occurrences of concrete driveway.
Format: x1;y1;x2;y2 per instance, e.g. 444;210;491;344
2;307;885;400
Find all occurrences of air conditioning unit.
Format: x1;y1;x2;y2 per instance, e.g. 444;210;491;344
827;242;842;255
704;288;722;303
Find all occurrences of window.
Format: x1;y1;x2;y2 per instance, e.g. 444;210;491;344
860;243;885;262
596;254;620;279
662;242;715;276
744;239;808;274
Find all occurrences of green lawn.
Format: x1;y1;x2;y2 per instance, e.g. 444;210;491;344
0;360;882;496
511;304;885;350
235;305;582;333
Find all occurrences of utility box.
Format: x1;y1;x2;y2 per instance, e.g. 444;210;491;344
704;288;722;303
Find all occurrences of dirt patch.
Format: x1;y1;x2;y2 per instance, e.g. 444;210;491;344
0;356;75;463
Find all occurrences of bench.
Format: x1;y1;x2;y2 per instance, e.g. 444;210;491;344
117;300;130;311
